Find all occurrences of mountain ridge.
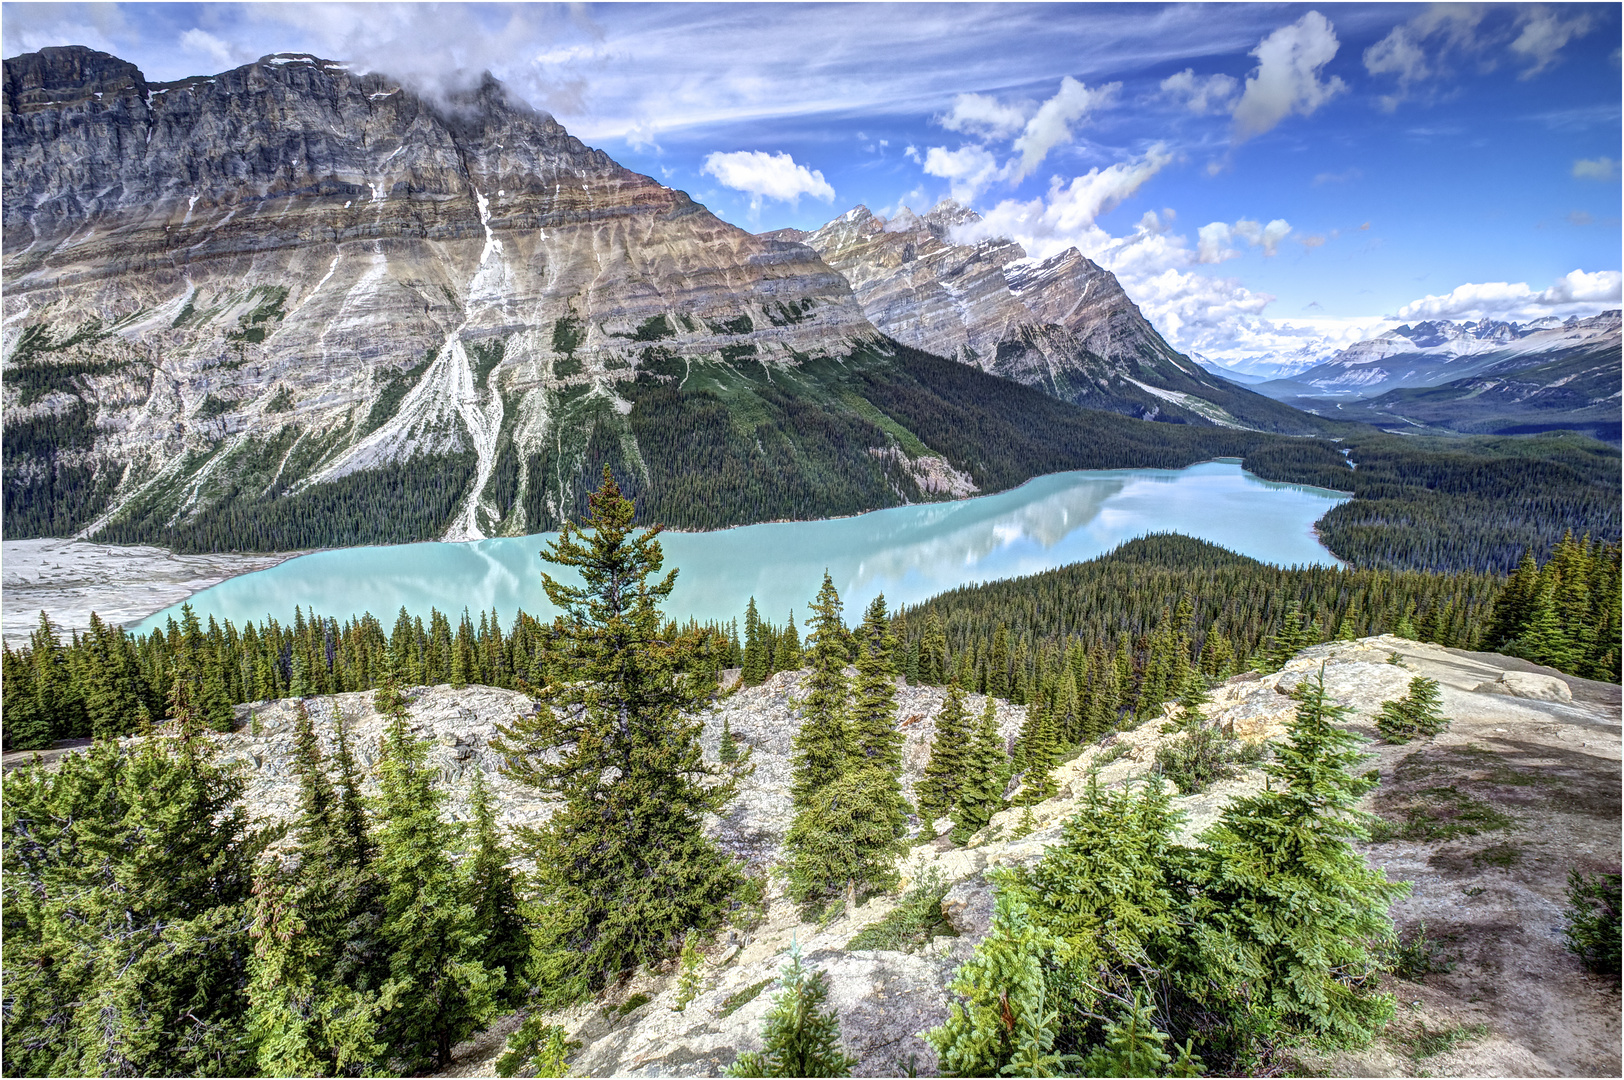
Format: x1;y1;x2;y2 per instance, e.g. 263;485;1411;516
770;202;1318;433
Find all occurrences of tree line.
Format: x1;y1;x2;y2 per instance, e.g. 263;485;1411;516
10;527;1618;757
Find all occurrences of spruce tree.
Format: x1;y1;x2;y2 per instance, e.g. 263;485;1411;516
954;697;1009;842
925;886;1063;1078
372;705;501;1070
1192;669;1407;1041
3;698;262;1077
920;609;948;685
493;468;742;1002
742;597;769;686
466;767;530;1007
789;573;851;809
1374;675;1451;742
847;594;907;835
917;681;971;831
727;942;856;1078
249;694;388;1076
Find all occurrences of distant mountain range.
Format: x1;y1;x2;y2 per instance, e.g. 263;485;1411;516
1203;312;1621;441
1;47;1314;553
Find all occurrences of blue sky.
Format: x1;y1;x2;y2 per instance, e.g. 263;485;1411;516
5;2;1620;361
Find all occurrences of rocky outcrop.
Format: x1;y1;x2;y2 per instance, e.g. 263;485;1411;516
14;636;1616;1077
3;47;878;543
778;203;1315;432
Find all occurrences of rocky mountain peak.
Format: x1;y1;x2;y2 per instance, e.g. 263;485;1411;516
3;47;876;545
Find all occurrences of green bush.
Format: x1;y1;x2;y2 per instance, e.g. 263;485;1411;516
1563;870;1621;978
495;1016;574;1078
846;870;954;952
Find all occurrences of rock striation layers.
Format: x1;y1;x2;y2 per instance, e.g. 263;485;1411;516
774;203;1314;432
3;47;877;544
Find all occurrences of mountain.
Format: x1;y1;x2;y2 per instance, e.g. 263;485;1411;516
2;48;1301;551
1337;343;1623;442
1251;310;1621;399
770;203;1317;433
1195;346;1324;382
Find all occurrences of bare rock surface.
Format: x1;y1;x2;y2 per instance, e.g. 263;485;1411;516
13;634;1615;1076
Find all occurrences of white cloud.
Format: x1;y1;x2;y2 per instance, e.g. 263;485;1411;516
1394;270;1623;322
1511;6;1594;77
178;28;247;69
955;143;1173;260
1196;218;1293;262
1572;156;1619;180
1010;76;1120;180
700;150;835;210
1159;68;1239;114
922;144;1006;204
1232;11;1347;141
938;91;1031;140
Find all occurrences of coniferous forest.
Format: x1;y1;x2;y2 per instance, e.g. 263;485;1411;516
3;469;1620;1078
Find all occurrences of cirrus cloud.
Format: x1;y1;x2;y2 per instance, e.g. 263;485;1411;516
700;150;835;210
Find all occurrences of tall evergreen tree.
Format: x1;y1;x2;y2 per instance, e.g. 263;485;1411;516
919;609;948;686
954;697;1009;842
3;697;262;1077
372;705;501;1070
847;594;907;834
466;768;529;1007
493;468;743;1002
789;573;851;809
1192;669;1406;1041
742;597;770;686
917;682;971;830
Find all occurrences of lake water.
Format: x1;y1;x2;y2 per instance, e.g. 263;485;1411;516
130;460;1350;634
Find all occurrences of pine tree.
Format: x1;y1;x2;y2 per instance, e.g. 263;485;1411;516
954;697;1009;842
917;682;971;831
493;468;742;1002
372;706;501;1070
778;611;803;671
782;764;905;906
249;694;388;1076
920;609;948;685
720;715;741;764
3;700;262;1077
988;624;1011;699
790;573;851;810
925;886;1063;1078
467;768;530;1007
1192;669;1407;1041
742;597;770;686
727;942;856;1078
1374;675;1451;742
847;594;907;835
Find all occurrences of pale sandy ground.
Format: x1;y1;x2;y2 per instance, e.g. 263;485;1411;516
2;537;300;646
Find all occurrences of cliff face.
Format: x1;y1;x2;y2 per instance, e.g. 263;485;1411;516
783;203;1314;432
3;47;876;543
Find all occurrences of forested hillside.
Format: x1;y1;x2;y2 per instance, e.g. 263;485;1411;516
1243;427;1620;574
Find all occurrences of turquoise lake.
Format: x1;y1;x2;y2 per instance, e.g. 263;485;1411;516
131;460;1350;634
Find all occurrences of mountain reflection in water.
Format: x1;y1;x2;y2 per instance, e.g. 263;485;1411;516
130;461;1349;633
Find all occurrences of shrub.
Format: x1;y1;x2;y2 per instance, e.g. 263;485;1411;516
1563;870;1621;978
495;1016;574;1078
846;869;954;952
